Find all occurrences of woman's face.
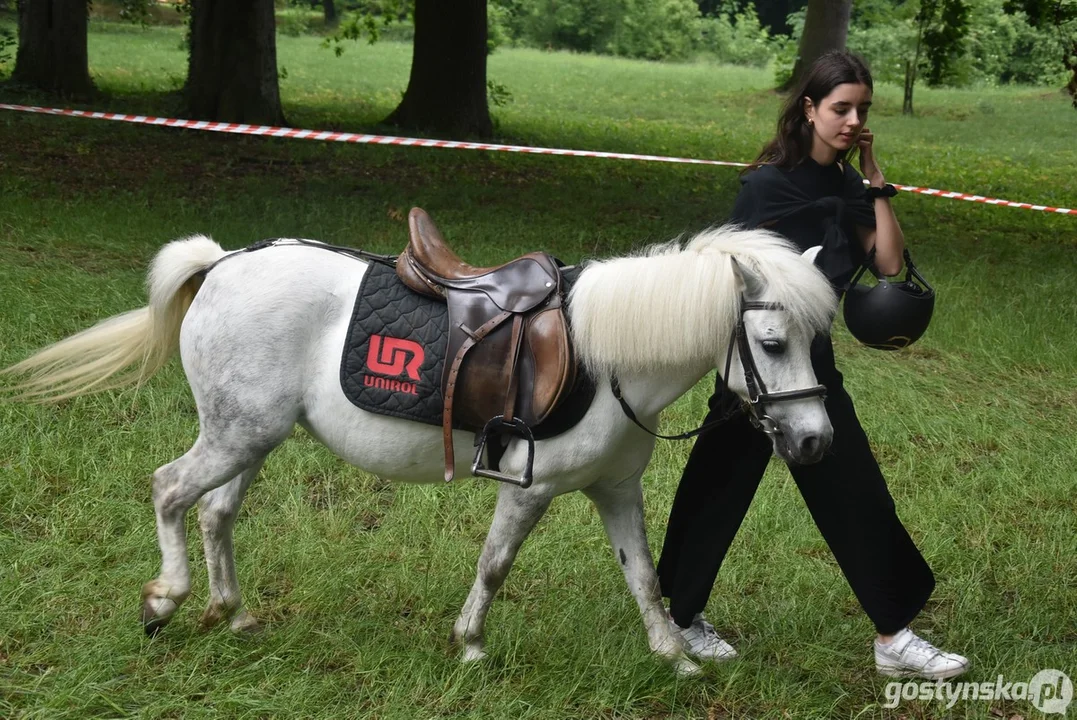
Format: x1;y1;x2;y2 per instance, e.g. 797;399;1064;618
804;82;873;156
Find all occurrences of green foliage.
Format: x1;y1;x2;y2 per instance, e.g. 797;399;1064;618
97;0;785;67
88;0;184;25
487;0;528;48
921;0;970;85
117;0;152;24
1004;0;1077;107
487;78;513;106
851;0;907;29
606;0;703;61
964;0;1067;84
491;0;780;64
848;0;1067;87
508;0;622;54
1006;0;1077;27
321;0;410;56
277;9;315;38
699;3;774;67
487;0;512;52
771;5;804;86
847;22;918;85
0;25;14;74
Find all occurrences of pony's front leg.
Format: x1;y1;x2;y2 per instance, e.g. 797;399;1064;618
451;483;553;662
583;476;699;676
196;461;264;633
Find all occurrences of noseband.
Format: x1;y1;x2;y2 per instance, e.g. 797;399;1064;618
612;297;827;440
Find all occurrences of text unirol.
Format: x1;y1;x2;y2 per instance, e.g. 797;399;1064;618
364;374;419;395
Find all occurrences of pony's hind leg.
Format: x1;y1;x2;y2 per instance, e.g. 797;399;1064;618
451;483;554;662
142;437;272;635
196;460;264;633
582;476;699;676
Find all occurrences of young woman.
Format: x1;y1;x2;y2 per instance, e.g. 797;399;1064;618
656;51;969;680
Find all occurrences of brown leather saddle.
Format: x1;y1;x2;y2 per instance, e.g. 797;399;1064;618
396;208;576;488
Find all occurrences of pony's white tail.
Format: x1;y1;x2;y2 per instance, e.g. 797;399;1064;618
2;235;230;402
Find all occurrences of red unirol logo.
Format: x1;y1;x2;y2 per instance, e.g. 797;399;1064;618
365;334;424;395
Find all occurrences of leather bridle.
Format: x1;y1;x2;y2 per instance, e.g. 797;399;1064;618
612;297;827;440
727;300;827;435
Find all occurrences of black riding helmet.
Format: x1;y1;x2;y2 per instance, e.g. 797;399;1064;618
843;249;935;351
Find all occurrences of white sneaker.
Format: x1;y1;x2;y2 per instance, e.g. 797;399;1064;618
668;612;738;662
875;628;969;680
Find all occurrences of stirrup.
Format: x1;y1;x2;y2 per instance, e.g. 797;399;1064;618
471;415;536;489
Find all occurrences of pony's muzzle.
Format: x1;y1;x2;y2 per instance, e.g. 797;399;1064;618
780;424;832;465
797;433;829;464
768;405;833;465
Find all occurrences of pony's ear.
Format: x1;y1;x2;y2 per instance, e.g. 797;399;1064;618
801;245;823;265
730;257;765;299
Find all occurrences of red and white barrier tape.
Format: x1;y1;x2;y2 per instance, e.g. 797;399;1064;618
3;103;1073;216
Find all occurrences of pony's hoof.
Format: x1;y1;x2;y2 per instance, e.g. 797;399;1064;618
673;656;702;677
141;580;187;636
141;597;178;636
460;645;488;663
229;610;262;634
198;604;229;631
143;615;168;637
199;600;249;632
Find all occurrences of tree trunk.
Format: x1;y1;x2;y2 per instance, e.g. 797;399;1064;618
383;0;492;138
902;60;915;115
323;0;337;27
1064;40;1077;109
12;0;94;97
782;0;853;90
185;0;286;125
903;16;926;116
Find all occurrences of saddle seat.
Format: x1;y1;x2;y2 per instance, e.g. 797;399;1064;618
398;207;560;311
402;208;510;281
396;208;577;487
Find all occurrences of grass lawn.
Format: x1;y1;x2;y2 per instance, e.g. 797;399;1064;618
0;20;1075;720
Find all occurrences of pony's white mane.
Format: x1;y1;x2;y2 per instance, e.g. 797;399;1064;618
568;225;837;377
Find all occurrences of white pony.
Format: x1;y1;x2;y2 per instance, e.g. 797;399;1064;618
4;226;837;675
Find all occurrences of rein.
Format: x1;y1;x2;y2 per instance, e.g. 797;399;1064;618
612;298;827;440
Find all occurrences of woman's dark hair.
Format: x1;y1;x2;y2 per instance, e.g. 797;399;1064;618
749;51;873;171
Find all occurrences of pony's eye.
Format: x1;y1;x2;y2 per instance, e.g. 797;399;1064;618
761;339;785;355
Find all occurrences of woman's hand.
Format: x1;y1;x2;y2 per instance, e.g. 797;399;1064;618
855;126;905;276
857;128;886;187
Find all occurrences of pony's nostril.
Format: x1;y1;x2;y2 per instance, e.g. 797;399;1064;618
799;435;820;457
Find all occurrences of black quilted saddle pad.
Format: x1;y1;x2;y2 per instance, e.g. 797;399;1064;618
340;261;449;427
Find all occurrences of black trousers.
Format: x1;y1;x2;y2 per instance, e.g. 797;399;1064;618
656;336;935;635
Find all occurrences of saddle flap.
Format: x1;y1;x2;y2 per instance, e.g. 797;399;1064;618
519;306;576;423
452;303;575;429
